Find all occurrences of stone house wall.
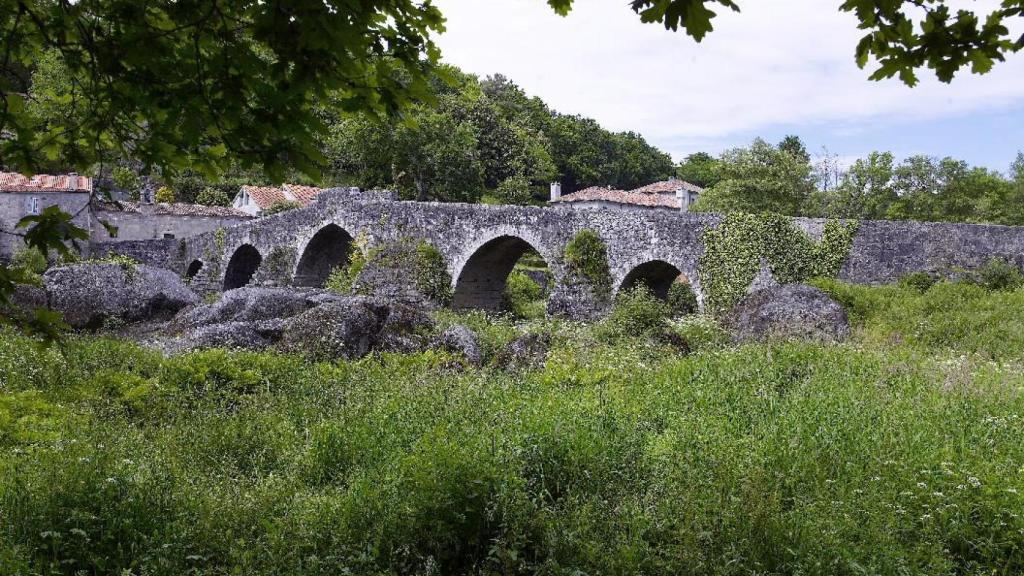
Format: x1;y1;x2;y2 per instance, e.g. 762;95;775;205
91;208;250;242
0;192;91;261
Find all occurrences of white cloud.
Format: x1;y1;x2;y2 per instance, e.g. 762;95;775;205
433;0;1024;159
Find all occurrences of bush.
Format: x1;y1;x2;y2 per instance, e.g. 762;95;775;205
154;186;175;203
504;270;544;318
413;241;453;305
196;186;233;207
564;229;611;297
969;258;1024;291
11;247;48;275
666;281;698;315
669;314;730;352
597;285;670;341
898;271;938;293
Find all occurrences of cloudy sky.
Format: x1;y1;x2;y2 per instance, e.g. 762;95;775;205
434;0;1024;171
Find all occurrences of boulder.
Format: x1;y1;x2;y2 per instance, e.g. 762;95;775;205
280;298;390;360
725;283;849;343
376;302;436;354
495;332;552;370
171;287;338;332
432;324;482;366
45;263;199;329
171;319;287;354
7;284;48;310
546;278;610;322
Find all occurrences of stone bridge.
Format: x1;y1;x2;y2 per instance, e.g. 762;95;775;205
94;189;1024;313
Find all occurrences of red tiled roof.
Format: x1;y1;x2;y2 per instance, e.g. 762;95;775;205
241;185;288;209
630;179;703;194
554;186;681;209
283;184;325;205
97;201;251;218
240;184;327;209
0;171;93;193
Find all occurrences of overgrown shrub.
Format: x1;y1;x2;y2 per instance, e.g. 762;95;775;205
196;186;233;207
898;270;938;293
597;285;670;341
326;233;371;295
564;229;611;297
969;258;1024;291
699;213;858;315
669;314;730;352
154;186;175;203
666;281;698;315
11;247;48;280
413;241;453;305
504;270;544;318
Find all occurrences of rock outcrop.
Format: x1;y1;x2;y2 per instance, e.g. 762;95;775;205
45;263;199;329
170;287;339;331
280;298;390;360
495;332;552;370
431;324;482;366
725;283;849;343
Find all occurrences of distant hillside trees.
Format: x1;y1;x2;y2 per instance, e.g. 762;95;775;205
687;137;1024;225
325;69;673;203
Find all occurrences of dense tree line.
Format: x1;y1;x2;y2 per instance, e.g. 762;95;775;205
685;137;1024;226
323;69;673;203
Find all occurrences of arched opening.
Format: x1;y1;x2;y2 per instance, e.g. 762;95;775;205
620;260;685;299
185;259;203;280
453;236;550;314
223;244;262;290
294;224;354;287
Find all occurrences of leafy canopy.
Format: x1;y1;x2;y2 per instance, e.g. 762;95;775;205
1;0;445;180
549;0;1024;86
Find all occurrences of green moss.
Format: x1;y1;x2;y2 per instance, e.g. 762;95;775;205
698;213;858;315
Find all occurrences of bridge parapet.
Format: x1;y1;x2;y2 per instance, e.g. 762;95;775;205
125;194;1024;316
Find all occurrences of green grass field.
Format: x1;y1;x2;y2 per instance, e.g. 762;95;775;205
2;280;1023;575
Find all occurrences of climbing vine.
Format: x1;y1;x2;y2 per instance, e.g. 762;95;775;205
326;232;371;295
326;235;452;305
262;246;296;286
413;241;453;305
564;229;612;299
699;213;859;316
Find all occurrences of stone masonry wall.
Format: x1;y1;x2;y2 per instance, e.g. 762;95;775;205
91;188;1024;313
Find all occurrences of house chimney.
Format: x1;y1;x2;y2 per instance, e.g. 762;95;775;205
68;172;78;191
550;182;562;202
675;188;686;212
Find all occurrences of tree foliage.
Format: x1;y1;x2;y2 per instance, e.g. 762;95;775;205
326;68;670;202
1;0;445;179
692;138;816;215
550;0;1024;85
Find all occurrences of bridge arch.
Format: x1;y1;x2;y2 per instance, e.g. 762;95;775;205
224;244;262;290
293;224;354;287
619;259;687;299
452;233;552;311
184;259;204;280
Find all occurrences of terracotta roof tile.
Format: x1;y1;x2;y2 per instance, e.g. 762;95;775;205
554;186;681;209
240;184;327;209
98;201;251;218
630;179;703;194
241;185;288;209
0;171;93;193
283;184;325;205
